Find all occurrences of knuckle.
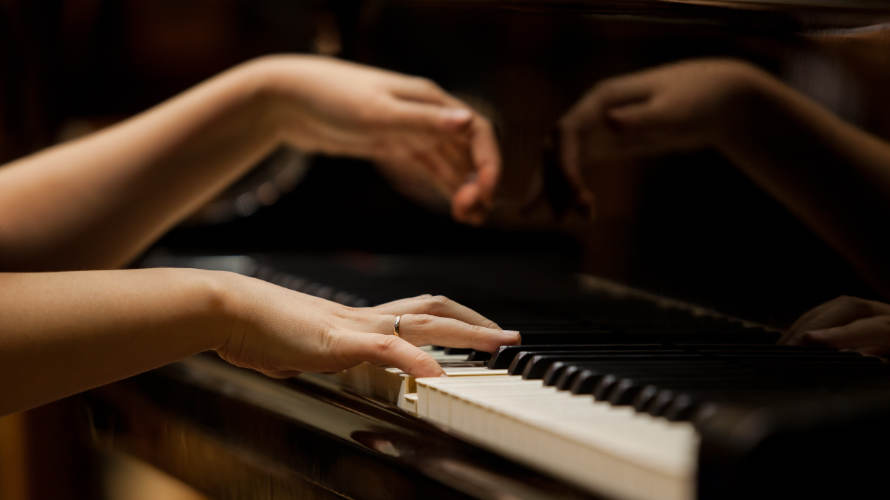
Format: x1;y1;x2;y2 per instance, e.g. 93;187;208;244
591;78;621;98
835;295;860;306
470;324;489;335
371;334;400;356
414;76;440;92
355;103;378;125
410;313;436;329
430;294;452;309
411;350;433;368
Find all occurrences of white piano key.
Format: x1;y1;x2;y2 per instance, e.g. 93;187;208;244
416;375;697;500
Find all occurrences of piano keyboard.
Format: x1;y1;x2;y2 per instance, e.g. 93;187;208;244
152;254;890;500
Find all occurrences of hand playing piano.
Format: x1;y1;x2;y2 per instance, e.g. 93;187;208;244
215;274;520;378
781;295;890;357
255;55;500;225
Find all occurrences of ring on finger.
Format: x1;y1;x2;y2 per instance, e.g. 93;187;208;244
393;315;402;337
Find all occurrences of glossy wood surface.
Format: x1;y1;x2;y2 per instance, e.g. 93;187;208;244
85;355;597;500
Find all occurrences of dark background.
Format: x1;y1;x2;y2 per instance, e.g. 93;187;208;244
3;0;890;326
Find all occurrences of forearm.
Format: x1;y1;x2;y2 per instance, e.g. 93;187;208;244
0;268;235;415
719;72;890;296
0;58;296;270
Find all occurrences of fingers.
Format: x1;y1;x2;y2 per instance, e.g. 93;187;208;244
338;331;445;378
445;114;500;224
387;99;472;133
389;76;451;105
467;115;501;206
375;294;500;329
452;182;486;225
558;76;654;206
371;294;519;351
603;101;681;158
384;79;500;225
800;315;890;354
398;314;520;352
562;75;654;129
781;296;890;345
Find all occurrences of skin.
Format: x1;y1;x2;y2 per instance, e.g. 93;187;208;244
559;58;890;351
780;296;890;357
559;58;890;300
0;55;516;416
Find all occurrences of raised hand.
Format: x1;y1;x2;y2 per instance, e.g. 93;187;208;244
255;55;501;224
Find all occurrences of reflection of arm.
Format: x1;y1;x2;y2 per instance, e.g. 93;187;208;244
560;58;890;297
719;71;890;298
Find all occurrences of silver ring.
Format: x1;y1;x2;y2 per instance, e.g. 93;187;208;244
393;315;402;337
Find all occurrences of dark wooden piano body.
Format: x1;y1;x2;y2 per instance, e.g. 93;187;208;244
80;251;890;500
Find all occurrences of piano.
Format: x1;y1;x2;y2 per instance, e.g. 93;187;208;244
29;0;890;499
80;251;890;500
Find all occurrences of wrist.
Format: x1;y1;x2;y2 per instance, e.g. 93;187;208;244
239;54;323;153
709;62;777;152
181;268;254;353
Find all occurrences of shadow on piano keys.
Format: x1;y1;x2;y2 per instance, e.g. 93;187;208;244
81;253;890;499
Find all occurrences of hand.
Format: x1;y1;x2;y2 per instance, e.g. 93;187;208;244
558;59;770;205
216;274;520;378
780;295;890;357
252;55;500;225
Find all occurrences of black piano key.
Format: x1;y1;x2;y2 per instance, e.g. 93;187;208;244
443;348;472;355
466;350;491;362
607;378;644;406
553;365;585;390
593;374;621;400
663;393;698;421
508;347;687;375
634;385;661;412
518;352;694;379
648;390;678;417
542;362;573;386
570;369;607;394
489;344;662;370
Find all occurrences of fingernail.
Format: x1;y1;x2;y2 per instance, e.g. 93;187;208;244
503;330;521;343
442;108;472;123
439;371;449;378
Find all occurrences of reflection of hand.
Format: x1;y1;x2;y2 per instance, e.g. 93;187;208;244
253;55;500;225
216;273;519;378
781;296;890;357
558;59;770;203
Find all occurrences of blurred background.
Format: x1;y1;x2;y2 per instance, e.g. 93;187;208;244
2;0;890;498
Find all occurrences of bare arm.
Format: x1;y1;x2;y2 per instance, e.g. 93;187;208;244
559;59;890;298
0;55;500;270
719;69;890;297
0;267;519;416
